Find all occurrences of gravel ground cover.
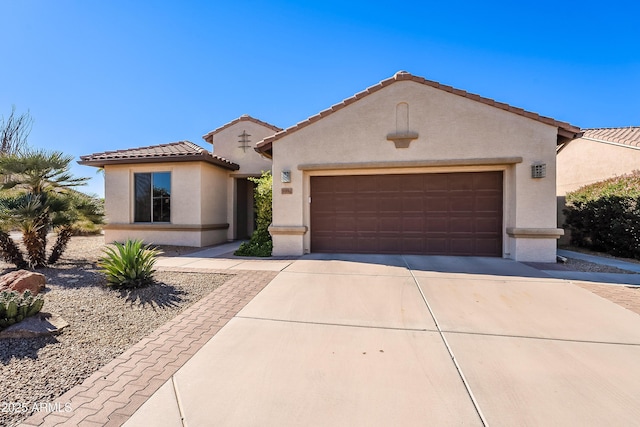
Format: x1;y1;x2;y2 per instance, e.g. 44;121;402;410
563;258;635;274
0;235;230;427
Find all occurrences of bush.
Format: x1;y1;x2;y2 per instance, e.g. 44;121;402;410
99;239;162;289
564;171;640;259
0;290;44;329
235;171;273;257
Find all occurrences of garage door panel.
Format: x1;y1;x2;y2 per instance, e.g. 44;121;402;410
450;197;474;212
426;217;449;231
402;196;424;212
356;196;377;212
450;218;474;232
403;238;424;253
476;238;502;256
450;239;474;255
476;195;501;211
310;172;502;256
379;198;401;212
424;174;451;190
403;217;424;232
378;237;402;253
425;198;449;212
379;217;402;232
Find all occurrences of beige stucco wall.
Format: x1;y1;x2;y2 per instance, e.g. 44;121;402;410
103;161;229;247
209;121;273;176
270;80;562;262
209;120;274;239
557;138;640;196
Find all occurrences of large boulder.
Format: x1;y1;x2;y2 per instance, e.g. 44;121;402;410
0;270;46;295
0;312;68;339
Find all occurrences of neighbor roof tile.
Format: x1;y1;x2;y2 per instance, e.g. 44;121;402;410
582;127;640;148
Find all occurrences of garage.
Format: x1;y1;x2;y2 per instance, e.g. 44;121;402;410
310;171;503;256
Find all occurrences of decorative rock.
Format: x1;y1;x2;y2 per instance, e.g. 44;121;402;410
0;270;46;295
0;312;68;339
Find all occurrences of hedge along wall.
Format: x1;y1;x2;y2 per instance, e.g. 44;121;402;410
563;170;640;259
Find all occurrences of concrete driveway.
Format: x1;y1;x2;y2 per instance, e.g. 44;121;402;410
127;254;640;426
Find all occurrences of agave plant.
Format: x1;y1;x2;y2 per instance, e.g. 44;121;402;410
98;239;162;289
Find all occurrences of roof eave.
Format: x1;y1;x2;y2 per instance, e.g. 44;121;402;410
255;71;583;149
202;115;282;144
77;155;239;171
557;128;583;145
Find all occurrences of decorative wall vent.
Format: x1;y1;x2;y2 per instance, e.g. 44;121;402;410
531;163;546;178
386;102;418;148
238;130;251;152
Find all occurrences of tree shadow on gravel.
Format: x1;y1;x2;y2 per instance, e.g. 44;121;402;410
0;335;59;363
39;265;106;289
118;281;185;310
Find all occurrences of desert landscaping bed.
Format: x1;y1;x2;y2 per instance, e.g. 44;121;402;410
0;235;230;427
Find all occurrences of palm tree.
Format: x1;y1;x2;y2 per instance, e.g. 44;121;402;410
0;149;99;268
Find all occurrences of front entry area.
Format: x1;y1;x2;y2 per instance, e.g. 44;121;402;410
235;178;256;240
310;171;503;256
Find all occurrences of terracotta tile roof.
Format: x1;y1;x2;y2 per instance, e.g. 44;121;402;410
255;71;582;154
78;141;240;170
581;127;640;148
202;114;282;143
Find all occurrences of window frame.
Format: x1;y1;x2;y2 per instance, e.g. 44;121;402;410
133;171;172;223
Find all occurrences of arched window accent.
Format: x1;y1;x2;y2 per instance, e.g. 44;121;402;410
386;102;419;148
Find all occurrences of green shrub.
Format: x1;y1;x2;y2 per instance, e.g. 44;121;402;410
99;239;162;288
235;171;273;257
0;290;44;329
564;171;640;259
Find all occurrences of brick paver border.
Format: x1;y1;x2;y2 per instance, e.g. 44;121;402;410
577;283;640;316
19;268;277;427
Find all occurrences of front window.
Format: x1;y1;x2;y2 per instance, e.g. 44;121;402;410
134;172;171;222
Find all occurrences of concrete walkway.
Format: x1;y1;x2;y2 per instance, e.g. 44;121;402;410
155;241;296;272
123;254;640;427
542;249;640;285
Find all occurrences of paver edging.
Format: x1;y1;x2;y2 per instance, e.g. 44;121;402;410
19;268;276;427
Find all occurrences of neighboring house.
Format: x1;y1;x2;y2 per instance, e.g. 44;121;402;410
557;127;640;195
79;115;279;247
255;71;580;262
80;71;581;262
556;126;640;243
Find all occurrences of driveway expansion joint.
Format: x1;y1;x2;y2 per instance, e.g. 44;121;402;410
235;315;437;332
441;329;640;347
402;255;489;427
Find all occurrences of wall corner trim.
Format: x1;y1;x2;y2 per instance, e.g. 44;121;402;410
506;228;564;239
268;225;308;236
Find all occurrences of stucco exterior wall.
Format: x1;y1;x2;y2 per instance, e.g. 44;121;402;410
270;80;561;262
557;138;640;196
209;121;273;176
209;120;273;240
103;161;229;247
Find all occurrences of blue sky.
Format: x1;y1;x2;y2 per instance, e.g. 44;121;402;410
1;0;638;197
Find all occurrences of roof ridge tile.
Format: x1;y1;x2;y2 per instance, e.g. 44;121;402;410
202;115;281;143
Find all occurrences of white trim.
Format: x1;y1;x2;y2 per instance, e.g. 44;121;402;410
582;136;640;151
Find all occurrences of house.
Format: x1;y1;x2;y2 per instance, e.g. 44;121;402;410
79;115;279;247
80;71;581;262
556;127;640;243
256;71;580;262
557;127;640;195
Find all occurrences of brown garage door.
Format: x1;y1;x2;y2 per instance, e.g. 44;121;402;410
310;172;503;256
